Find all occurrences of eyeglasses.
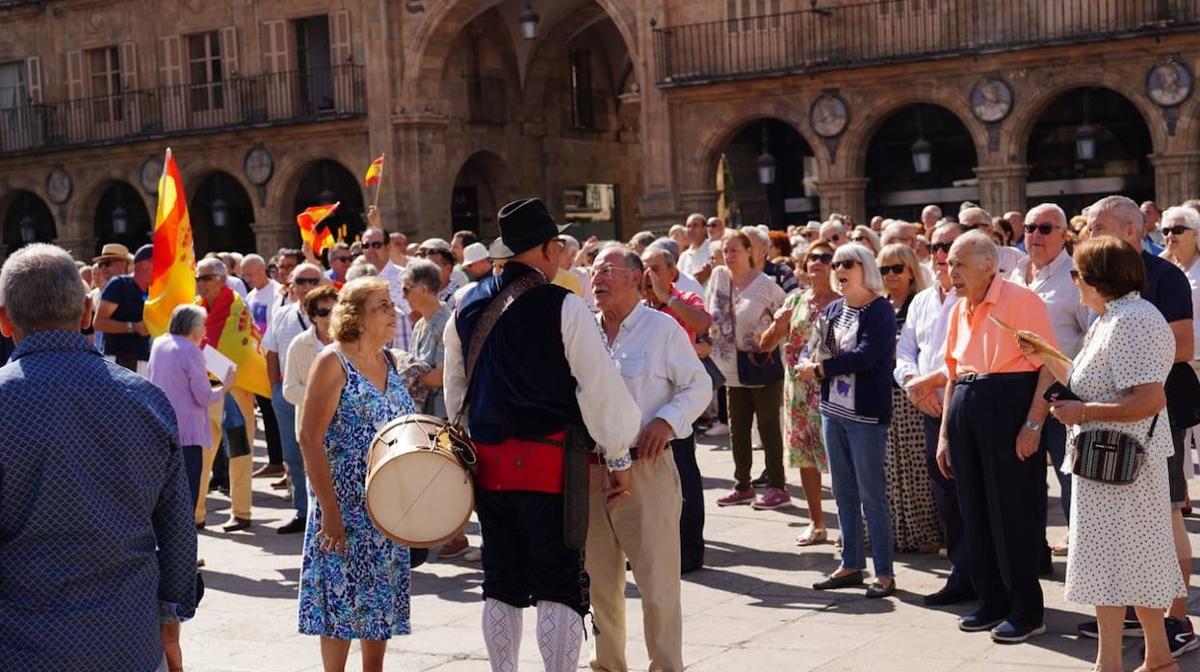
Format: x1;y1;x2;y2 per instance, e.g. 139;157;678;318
332;256;351;263
827;234;841;242
1163;225;1192;237
98;259;121;268
196;274;216;282
312;307;333;319
592;264;636;278
364;241;386;249
704;223;720;229
1023;223;1057;235
880;264;907;276
807;253;833;264
930;242;954;255
293;277;320;287
831;260;858;271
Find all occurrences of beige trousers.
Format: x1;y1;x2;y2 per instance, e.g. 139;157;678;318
194;388;255;523
586;455;684;672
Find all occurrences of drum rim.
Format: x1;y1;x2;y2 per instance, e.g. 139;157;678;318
366;429;475;549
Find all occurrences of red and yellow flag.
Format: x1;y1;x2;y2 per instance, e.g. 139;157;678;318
144;148;196;338
199;287;270;398
364;154;385;187
297;202;339;256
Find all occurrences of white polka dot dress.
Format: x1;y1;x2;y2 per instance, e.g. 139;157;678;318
1064;293;1187;610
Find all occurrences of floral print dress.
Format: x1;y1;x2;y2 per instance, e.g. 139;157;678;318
778;290;832;470
298;349;416;640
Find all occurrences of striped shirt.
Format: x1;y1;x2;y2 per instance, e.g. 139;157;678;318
820;304;878;423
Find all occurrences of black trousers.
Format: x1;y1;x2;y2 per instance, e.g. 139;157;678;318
922;415;971;592
671;435;705;571
255;394;283;466
946;373;1044;627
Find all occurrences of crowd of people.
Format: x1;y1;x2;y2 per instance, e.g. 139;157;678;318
2;193;1199;672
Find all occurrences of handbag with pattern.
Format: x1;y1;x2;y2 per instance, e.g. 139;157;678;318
1070;414;1157;485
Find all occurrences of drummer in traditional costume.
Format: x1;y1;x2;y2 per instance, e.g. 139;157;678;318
444;198;641;672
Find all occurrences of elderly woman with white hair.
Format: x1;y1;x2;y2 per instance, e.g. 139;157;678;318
796;242;898;598
1160;205;1200;356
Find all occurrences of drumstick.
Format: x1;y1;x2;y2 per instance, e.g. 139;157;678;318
989;315;1073;365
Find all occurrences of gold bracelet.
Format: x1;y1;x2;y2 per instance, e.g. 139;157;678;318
1081;404;1087;423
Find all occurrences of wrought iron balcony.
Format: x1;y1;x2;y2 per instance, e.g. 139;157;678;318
0;65;366;156
653;0;1200;86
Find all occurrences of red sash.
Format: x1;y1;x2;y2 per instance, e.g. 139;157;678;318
474;432;565;493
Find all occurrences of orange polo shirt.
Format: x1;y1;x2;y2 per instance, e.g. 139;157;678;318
945;275;1058;379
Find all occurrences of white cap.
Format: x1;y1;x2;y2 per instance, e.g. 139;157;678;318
463;242;489;265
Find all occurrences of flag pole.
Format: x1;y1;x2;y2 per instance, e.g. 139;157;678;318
371;152;385;210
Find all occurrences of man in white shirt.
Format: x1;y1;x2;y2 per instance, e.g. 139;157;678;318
961;206;1025;276
589;245;711;672
894;222;974;606
677;213;711;280
363;221;414;351
1008;203;1091;560
921;204;942;239
243;253;286;478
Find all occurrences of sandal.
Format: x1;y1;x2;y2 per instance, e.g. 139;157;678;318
795;526;828;546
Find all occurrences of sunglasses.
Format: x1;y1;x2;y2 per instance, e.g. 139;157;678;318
831;260;858;271
1069;269;1098;285
98;259;122;268
850;235;867;243
196;274;217;282
293;277;320;287
364;241;386;249
1023;223;1057;235
704;223;720;229
880;264;907;276
1163;225;1192;237
807;253;833;264
930;242;953;255
311;307;333;319
828;234;841;242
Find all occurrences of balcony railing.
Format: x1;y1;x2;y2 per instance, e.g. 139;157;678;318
0;64;366;155
653;0;1200;86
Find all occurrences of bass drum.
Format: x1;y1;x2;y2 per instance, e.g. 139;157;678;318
365;414;475;548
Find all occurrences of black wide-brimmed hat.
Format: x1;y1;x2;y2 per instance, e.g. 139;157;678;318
488;198;570;259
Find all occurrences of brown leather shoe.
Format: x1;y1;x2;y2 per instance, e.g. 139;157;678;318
222;517;251;532
438;535;470;559
271;476;290;490
252;464;285;478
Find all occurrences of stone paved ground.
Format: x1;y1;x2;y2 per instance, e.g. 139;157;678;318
184;433;1200;671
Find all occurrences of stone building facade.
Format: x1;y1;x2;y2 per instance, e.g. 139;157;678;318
0;0;1198;259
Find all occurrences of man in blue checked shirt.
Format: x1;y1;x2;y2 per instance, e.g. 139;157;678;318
0;244;197;672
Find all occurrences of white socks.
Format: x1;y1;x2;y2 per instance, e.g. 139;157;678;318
483;598;522;672
536;601;584;672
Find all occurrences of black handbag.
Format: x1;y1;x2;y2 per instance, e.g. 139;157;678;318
725;283;783;386
1071;414;1157;485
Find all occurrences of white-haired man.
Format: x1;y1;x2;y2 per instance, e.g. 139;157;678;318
242;253;286;479
678;214;711;280
921;204;943;238
819;219;848;248
960;206;1025;276
1004;211;1026;252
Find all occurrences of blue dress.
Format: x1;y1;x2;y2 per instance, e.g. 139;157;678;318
298;350;415;639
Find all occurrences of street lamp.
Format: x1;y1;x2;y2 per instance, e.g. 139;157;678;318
319;188;336;204
1075;123;1097;162
211;197;229;228
112;205;128;235
519;4;540;40
911;137;932;174
19;214;36;244
757;123;777;186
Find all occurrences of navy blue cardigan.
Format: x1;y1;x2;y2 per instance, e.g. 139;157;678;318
818;296;897;424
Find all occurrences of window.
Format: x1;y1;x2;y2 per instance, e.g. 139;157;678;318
87;46;123;122
569;50;594;130
879;0;939;16
0;61;28;110
188;32;224;112
727;0;781;33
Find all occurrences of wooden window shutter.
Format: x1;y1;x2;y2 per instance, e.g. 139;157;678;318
261;20;289;73
158;35;183;86
120;41;138;90
65;50;84;99
25;57;42;103
331;11;352;64
220;26;239;78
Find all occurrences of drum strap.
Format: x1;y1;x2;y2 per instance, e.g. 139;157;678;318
454;269;547;426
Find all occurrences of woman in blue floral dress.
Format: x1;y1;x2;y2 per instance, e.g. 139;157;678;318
297;277;415;671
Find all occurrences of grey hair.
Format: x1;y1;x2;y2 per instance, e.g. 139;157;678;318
197;257;228;277
559;235;581;252
642;245;677;269
291;262;324;282
629;231;657;249
344;263;378;282
1025;203;1068;230
819;221;846;238
741;226;768;248
403;258;442;294
1163;206;1200;254
685;213;705;227
959;207;992;228
168;303;207;337
831;243;884;294
0;243;87;332
596;245;644;274
922;204;942;219
649;237;680;258
880;221;914;247
1087;195;1145;229
950;230;999;269
241;254;266;270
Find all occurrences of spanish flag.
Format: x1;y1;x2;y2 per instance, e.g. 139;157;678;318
297;202;338;256
144;148;196;338
364;154;385;187
199;287;271;398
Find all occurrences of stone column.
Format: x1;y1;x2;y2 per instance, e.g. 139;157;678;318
392;113;450;239
1150;151;1200;206
974;164;1029;215
816;177;868;223
55;236;97;262
251;222;296;257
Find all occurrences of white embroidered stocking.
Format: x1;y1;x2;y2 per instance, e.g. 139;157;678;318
536;600;584;672
482;598;523;672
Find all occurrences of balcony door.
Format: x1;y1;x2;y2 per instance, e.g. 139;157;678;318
187;32;226;126
0;61;34;151
295;16;333;113
88;47;126;139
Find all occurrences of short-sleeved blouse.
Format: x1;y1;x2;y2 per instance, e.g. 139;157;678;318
707;265;787;387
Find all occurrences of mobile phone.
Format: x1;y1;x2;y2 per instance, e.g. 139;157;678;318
1043;382;1080;403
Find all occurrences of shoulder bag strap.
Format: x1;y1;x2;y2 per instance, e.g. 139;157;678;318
1146;412;1160;442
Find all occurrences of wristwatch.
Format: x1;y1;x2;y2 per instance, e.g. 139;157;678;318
1024;419;1042;432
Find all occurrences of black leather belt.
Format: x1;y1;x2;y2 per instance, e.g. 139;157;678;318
956;371;1038;384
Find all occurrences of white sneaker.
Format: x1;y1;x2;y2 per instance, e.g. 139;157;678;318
703;422;730;437
464;548;482;562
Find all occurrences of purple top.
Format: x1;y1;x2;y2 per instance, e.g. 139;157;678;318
147;334;222;448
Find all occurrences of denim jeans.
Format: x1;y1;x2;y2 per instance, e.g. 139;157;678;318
271;382;306;516
822;413;893;578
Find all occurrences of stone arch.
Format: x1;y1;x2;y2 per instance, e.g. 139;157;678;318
401;0;639;107
188;170;258;255
69;164;154;244
0;190;57;252
520;3;622;125
1005;73;1166;165
268;150;367;227
840;90;987;179
87;180;153;256
687;101;826;196
446;148;512;238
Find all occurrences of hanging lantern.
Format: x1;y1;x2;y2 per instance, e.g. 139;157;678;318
1075;123;1097;162
212;198;229;228
112;205;128;235
19;214;36;244
911;137;933;174
519;4;540;40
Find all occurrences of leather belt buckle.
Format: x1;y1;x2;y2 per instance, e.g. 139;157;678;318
959;372;978;384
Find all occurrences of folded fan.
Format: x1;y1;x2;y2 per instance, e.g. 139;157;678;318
989;315;1073;365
